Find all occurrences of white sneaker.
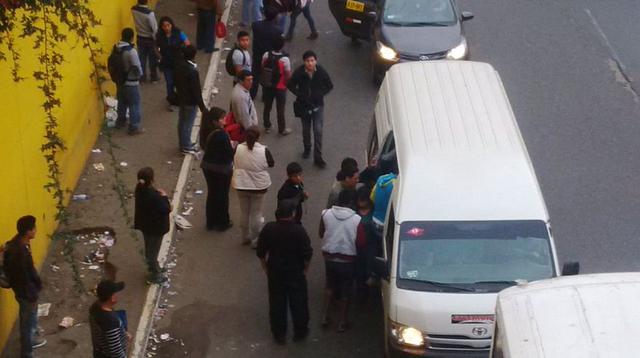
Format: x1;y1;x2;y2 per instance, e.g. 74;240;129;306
32;337;47;349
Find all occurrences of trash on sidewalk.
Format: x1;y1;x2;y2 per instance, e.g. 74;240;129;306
120;161;128;167
91;148;102;153
160;333;171;341
50;264;60;272
194;190;203;195
104;95;118;128
93;163;105;171
88;265;100;270
37;303;51;317
181;207;194;216
59;316;75;328
72;194;89;201
174;214;192;230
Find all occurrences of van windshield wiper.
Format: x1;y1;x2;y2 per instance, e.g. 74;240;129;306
473;280;518;286
413;279;476;292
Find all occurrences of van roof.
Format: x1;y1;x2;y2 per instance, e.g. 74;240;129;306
380;61;548;222
496;273;640;357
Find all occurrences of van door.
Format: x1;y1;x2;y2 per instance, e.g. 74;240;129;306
380;201;396;350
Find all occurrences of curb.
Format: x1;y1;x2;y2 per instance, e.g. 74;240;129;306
130;1;232;356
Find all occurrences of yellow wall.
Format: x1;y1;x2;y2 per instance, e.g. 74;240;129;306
0;1;141;351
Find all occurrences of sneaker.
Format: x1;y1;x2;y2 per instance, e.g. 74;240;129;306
32;337;47;349
181;148;198;155
146;275;168;285
273;335;286;345
279;128;292;136
128;128;146;136
264;127;272;134
292;328;309;342
307;32;319;40
217;221;234;231
302;149;311;159
314;158;327;168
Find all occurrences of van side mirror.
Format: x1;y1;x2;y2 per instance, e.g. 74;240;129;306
561;262;580;276
461;11;474;21
372;256;389;280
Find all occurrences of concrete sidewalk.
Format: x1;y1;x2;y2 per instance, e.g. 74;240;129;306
0;0;220;356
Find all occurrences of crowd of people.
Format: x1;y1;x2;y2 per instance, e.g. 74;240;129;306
0;0;400;355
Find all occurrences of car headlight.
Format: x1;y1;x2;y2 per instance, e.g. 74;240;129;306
390;322;426;347
446;38;467;60
376;41;399;61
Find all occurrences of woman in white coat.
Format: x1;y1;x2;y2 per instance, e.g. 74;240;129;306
232;126;275;247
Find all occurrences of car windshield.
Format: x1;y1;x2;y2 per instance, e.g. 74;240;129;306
397;220;554;293
383;0;456;26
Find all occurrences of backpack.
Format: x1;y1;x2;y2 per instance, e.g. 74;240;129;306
260;52;285;89
225;46;246;76
107;44;132;85
0;245;10;289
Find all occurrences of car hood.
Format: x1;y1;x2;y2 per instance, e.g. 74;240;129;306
381;23;462;55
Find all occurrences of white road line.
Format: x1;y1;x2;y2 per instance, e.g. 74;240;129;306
584;8;625;70
130;1;232;356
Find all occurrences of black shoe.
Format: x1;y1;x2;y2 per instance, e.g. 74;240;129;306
273;335;286;345
217;221;234;231
150;76;160;82
292;329;309;342
302;149;311;159
314;158;327;168
307;32;319;40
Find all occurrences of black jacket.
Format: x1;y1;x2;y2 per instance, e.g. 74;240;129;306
134;186;171;236
256;220;313;274
287;64;333;107
277;179;305;223
3;236;42;302
175;60;206;111
201;129;234;173
251;20;283;63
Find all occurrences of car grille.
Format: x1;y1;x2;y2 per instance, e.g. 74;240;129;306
399;50;448;61
426;334;491;351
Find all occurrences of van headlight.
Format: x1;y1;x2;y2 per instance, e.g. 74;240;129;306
390;321;426;347
377;41;399;61
446;38;467;60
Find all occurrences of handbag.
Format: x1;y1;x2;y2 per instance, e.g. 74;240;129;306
223;111;245;143
216;21;227;39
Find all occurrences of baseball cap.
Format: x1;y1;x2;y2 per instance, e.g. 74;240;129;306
96;280;125;302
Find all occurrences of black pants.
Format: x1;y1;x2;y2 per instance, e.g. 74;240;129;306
263;88;287;132
268;271;309;338
203;169;232;229
196;9;216;53
143;233;162;278
300;105;324;160
250;54;262;99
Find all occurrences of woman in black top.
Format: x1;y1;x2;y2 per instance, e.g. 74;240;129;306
134;167;171;284
155;16;190;109
201;107;234;231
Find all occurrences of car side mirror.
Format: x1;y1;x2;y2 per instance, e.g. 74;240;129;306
373;256;389;280
561;262;580;276
367;11;378;21
461;11;474;21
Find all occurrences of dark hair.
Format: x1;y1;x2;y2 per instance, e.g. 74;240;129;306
356;186;373;208
16;215;36;236
182;45;197;61
121;28;134;42
237;30;250;39
264;6;279;20
337;189;356;207
237;69;253;81
286;162;303;176
342;166;359;179
272;36;285;51
276;199;297;219
137;167;154;189
158;16;177;32
138;0;148;4
203;107;226;129
245;126;260;150
302;50;317;61
336;157;358;180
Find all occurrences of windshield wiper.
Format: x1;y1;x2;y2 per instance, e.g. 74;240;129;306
473;280;518;286
410;21;449;27
414;279;476;292
384;21;410;26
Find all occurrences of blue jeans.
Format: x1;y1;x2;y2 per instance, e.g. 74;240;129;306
137;36;158;80
300;105;324;160
116;85;142;131
162;68;176;104
196;9;216;53
277;12;288;34
17;298;37;358
242;0;263;24
178;105;197;150
287;3;317;37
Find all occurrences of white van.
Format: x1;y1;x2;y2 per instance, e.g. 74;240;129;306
366;61;574;357
491;273;640;358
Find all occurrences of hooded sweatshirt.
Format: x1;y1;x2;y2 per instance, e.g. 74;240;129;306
321;206;361;258
371;173;397;225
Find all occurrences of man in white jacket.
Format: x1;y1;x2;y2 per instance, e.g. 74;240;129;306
318;189;362;332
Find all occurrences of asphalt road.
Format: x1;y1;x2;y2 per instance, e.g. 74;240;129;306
151;0;640;357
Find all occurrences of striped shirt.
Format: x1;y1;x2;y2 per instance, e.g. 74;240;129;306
89;302;127;358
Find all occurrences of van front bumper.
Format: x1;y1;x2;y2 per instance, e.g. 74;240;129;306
389;341;489;358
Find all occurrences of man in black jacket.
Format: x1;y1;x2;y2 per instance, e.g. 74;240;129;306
3;215;47;357
287;50;334;168
256;201;313;345
251;6;283;99
175;45;208;154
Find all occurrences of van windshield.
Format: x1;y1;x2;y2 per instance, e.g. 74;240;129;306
397;220;554;293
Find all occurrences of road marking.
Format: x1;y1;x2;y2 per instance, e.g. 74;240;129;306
130;1;232;356
585;8;639;103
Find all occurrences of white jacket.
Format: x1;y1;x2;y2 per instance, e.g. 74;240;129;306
233;142;271;190
321;206;361;256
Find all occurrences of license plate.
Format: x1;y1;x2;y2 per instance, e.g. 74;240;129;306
346;0;365;12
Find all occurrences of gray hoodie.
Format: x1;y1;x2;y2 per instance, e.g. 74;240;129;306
321;206;361;256
117;41;142;86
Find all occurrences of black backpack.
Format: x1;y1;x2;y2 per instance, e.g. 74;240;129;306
225;46;246;76
107;44;132;85
260;52;285;89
